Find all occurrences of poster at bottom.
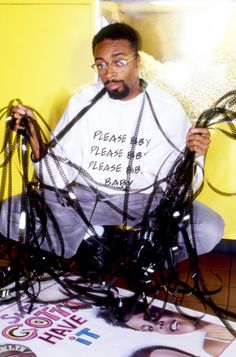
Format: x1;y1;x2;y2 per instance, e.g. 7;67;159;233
0;279;235;357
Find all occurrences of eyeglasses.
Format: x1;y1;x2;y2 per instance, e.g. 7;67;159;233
92;54;138;74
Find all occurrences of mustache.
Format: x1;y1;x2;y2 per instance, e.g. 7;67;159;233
104;79;124;86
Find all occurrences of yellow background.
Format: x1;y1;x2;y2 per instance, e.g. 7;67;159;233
0;0;96;126
0;0;96;194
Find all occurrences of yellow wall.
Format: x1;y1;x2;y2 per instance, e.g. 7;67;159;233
0;0;96;127
198;127;236;241
0;0;96;194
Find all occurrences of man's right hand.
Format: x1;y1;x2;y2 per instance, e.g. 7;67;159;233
11;104;35;132
11;104;46;160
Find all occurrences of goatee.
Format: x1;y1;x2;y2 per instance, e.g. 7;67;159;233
105;80;130;100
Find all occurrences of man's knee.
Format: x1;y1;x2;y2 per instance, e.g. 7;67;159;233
193;201;225;254
202;211;224;251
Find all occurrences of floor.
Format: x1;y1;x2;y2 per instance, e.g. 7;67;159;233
0;238;236;321
169;252;236;317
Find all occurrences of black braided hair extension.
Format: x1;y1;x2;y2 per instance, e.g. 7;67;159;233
0;91;236;337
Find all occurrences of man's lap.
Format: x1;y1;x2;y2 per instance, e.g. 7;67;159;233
0;185;224;260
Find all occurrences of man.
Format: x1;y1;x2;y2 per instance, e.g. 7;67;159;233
2;23;223;263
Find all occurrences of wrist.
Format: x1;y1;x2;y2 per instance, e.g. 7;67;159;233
31;143;47;162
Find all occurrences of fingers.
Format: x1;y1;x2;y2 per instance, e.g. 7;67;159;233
11;104;34;120
186;127;211;156
8;104;44;159
10;104;35;133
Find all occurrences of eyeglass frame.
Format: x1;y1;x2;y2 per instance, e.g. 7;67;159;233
91;53;139;74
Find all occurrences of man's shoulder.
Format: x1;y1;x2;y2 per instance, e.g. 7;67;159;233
70;82;104;104
145;80;186;114
57;82;104;124
146;81;179;103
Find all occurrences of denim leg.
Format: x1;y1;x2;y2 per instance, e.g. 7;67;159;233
176;200;224;263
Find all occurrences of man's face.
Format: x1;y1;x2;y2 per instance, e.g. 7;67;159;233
93;39;141;100
125;312;197;334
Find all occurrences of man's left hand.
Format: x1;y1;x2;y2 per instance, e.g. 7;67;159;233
186;127;211;157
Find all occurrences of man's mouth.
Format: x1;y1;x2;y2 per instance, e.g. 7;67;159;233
105;80;123;91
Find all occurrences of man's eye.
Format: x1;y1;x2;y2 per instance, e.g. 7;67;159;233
96;63;107;70
115;59;127;67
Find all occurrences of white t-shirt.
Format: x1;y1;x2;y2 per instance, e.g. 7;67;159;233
34;81;194;193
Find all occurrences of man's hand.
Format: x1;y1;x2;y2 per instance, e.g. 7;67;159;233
186;127;210;157
11;104;46;160
11;104;35;133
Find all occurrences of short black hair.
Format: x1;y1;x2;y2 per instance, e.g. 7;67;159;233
97;301;203;331
92;22;141;53
97;301;164;328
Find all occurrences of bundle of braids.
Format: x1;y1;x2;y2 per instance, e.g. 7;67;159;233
0;91;236;336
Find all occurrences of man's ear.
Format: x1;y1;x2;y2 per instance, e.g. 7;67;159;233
137;54;141;67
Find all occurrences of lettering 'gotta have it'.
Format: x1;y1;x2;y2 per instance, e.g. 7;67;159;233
1;305;100;346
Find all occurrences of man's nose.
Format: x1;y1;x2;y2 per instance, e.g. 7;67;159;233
106;63;116;78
